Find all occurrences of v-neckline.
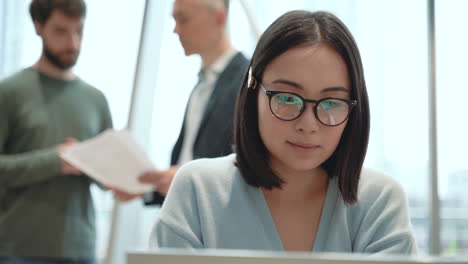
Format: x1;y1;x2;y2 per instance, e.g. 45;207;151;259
252;176;339;252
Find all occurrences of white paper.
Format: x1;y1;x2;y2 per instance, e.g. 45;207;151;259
61;129;155;194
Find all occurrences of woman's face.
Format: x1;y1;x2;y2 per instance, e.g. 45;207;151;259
258;44;351;176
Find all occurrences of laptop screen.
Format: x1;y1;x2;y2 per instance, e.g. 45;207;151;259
127;249;466;264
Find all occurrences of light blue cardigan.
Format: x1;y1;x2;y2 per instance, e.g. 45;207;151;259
150;154;417;254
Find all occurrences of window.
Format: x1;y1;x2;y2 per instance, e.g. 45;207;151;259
436;0;468;255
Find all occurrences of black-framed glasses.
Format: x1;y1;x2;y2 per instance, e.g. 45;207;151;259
261;85;357;127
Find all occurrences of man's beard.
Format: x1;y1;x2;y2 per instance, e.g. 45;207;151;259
43;44;80;70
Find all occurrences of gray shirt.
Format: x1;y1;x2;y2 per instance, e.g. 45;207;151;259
0;68;113;259
150;154;417;254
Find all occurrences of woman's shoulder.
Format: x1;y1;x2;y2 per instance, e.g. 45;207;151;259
161;154;243;225
172;154;239;192
333;169;417;254
359;168;405;193
179;153;237;173
355;168;408;208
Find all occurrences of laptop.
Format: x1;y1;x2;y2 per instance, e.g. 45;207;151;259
127;249;467;264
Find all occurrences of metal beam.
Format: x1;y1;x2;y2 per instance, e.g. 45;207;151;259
105;0;168;263
427;0;441;255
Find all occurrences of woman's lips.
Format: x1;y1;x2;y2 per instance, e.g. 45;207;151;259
287;141;321;150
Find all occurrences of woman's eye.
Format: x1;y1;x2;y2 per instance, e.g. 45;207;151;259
277;95;301;104
321;100;342;110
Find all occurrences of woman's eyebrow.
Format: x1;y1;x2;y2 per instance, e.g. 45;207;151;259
270;79;303;90
321;87;349;93
270;79;349;93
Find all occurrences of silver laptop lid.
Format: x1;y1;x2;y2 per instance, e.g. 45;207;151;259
127;249;467;264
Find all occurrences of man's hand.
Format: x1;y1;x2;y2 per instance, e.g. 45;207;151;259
58;138;81;176
105;185;144;202
139;165;180;196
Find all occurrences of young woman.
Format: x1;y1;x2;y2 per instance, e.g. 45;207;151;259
150;10;417;254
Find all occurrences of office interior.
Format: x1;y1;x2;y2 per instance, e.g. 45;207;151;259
0;0;467;264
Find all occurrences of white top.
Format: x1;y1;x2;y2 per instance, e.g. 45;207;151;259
177;48;237;165
151;154;418;254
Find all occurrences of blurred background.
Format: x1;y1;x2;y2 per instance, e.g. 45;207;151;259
0;0;467;262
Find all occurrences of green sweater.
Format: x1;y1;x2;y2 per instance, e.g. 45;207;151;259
0;68;113;259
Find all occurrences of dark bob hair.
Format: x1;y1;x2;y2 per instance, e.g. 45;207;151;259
30;0;86;25
234;10;370;204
